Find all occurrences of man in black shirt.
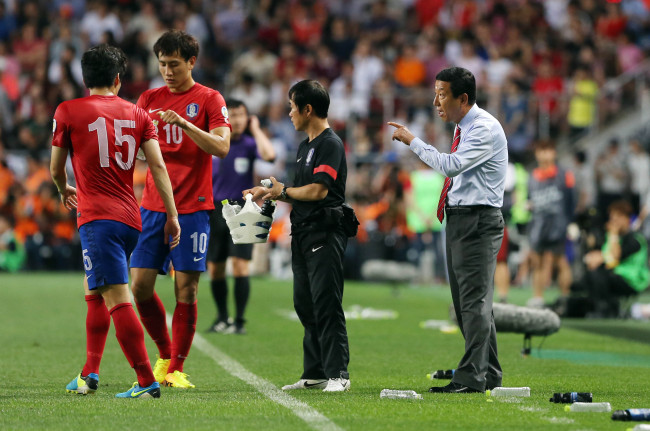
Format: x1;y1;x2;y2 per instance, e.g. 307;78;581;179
245;80;351;392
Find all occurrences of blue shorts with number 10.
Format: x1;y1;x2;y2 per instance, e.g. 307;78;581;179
130;208;211;274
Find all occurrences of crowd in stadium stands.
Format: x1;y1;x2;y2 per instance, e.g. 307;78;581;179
2;0;650;309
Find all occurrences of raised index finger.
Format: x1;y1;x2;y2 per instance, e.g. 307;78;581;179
387;122;404;129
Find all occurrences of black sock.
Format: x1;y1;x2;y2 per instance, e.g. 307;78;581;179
211;279;228;322
234;276;250;327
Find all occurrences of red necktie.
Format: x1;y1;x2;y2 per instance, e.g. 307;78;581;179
436;126;461;223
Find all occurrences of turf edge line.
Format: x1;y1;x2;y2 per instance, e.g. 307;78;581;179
166;313;343;431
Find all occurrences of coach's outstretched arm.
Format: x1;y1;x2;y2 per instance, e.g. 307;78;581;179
141;138;181;249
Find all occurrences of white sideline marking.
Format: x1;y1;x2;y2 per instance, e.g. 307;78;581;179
166;314;342;431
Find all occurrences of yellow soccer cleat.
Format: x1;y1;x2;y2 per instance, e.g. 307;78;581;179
152;356;170;384
164;370;195;388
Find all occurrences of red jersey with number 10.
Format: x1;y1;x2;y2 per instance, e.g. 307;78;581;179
52;95;157;230
137;83;230;214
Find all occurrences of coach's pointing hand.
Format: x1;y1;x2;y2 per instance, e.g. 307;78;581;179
387;122;415;145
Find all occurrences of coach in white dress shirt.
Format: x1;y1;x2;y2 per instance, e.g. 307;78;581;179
389;67;508;394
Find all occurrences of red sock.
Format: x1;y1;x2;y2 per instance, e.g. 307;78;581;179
135;292;172;358
168;301;197;373
110;303;155;387
81;295;110;376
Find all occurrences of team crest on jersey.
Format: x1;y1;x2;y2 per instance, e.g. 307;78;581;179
52;119;56;134
186;103;199;119
221;106;229;120
306;148;315;165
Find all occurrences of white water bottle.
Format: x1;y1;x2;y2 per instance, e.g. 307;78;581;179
240;193;261;212
630;425;650;431
221;199;238;221
380;389;423;400
565;402;611;412
487;387;530;397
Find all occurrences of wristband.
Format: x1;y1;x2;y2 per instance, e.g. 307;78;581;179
280;186;288;200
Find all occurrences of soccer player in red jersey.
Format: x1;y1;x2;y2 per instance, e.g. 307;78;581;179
51;44;180;399
129;30;231;389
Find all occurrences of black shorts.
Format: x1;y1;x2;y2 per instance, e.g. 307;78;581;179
531;239;565;255
207;209;253;263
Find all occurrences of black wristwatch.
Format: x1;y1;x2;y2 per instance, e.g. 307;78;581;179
280;186;288;200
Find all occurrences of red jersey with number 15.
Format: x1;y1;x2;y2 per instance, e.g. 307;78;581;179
52;95;157;230
137;83;230;214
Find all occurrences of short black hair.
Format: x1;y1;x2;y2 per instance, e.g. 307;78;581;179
81;44;127;89
226;98;248;112
153;30;199;61
435;67;476;105
288;80;329;118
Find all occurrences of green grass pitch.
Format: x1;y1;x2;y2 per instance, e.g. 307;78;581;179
1;272;649;430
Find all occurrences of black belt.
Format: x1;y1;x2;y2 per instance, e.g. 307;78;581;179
445;205;498;214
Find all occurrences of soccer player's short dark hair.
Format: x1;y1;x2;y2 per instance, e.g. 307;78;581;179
609;200;633;218
81;44;128;89
226;99;248;112
288;80;330;119
153;30;199;61
435;67;476;105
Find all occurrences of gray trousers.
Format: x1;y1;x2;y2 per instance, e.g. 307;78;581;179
446;206;504;391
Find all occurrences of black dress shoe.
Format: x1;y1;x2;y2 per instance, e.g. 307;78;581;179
428;382;483;393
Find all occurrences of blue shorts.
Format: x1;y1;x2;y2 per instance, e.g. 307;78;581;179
130;208;210;273
78;220;140;290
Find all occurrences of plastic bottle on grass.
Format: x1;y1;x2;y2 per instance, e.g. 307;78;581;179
628;425;650;431
565;402;611;412
487;387;530;397
549;392;593;403
380;389;423;400
612;409;650;421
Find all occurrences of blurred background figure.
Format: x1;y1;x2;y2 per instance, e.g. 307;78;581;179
0;213;25;272
526;140;574;308
207;99;275;335
404;158;445;283
570;200;649;318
